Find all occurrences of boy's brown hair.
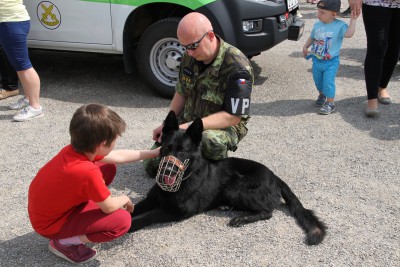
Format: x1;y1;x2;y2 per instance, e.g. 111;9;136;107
69;104;126;153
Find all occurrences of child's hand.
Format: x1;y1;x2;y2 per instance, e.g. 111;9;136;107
351;9;359;20
154;146;161;157
302;46;309;58
123;199;135;213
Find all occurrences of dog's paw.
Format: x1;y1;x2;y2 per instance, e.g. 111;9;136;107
218;205;233;211
228;217;246;227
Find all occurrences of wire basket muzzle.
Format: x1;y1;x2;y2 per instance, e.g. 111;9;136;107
156;155;190;192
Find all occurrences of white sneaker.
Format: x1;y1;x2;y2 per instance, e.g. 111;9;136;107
9;97;29;110
13;105;44;122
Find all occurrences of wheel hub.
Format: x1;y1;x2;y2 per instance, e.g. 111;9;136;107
165;51;181;70
150;38;185;86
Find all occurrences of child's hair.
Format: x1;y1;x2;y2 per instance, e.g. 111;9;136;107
69;104;126;153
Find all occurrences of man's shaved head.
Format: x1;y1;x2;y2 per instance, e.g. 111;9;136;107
177;12;213;42
177;12;218;64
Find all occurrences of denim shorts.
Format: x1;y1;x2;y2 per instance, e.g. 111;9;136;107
0;20;32;71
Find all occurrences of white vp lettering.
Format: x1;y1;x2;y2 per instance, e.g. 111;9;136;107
230;98;250;114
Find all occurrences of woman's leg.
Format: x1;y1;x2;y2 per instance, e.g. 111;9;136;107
17;67;40;109
0;47;19;90
379;8;400;95
0;48;19;99
362;4;394;110
0;21;42;114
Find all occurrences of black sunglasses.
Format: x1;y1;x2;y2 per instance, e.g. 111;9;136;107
182;31;211;50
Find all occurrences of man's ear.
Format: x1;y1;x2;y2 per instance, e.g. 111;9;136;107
185;118;203;146
162;111;179;138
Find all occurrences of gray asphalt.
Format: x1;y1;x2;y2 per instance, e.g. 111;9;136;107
0;3;399;267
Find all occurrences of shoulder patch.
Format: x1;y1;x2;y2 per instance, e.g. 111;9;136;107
224;71;252;115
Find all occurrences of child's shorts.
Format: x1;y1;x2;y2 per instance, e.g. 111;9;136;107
0;21;33;71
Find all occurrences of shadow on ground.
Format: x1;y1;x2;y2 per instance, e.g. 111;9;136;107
251;96;400;141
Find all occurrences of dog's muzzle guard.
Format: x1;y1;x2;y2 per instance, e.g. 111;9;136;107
156;155;190;192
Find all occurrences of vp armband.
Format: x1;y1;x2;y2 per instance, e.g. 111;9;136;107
224;71;252;115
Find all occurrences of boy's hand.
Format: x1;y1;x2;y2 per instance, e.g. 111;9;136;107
303;46;309;58
123;199;135;213
351;9;359;20
153;146;161;157
349;0;362;17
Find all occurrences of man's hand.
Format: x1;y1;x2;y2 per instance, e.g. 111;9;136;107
179;121;193;130
152;124;163;143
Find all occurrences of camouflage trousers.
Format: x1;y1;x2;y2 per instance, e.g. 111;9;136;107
142;126;243;178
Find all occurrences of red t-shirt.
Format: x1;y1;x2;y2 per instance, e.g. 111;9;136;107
28;145;110;236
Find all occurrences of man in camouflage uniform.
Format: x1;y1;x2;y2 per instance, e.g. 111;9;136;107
143;12;254;177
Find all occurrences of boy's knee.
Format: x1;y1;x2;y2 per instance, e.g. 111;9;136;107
98;163;117;185
112;209;132;238
88;210;132;243
119;210;132;235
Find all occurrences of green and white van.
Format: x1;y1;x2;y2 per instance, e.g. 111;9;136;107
26;0;304;98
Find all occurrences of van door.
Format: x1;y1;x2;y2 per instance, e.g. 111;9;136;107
25;0;112;45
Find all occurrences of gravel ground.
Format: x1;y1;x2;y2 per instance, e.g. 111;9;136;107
0;3;399;267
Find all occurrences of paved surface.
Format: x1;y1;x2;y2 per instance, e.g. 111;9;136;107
0;3;399;267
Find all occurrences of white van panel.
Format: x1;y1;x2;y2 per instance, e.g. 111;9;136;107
26;0;112;46
27;40;121;54
110;4;136;52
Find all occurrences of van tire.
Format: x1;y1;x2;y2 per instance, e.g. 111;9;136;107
136;17;184;99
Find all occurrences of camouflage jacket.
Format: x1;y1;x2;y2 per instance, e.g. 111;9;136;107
176;37;254;137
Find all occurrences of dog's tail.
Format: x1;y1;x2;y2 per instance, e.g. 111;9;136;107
279;180;327;245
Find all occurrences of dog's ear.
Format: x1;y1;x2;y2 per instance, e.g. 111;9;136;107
186;118;203;146
162;111;179;138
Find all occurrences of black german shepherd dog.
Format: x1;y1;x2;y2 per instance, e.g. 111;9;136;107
129;111;326;245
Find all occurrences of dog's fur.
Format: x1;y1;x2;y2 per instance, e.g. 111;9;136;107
129;111;327;245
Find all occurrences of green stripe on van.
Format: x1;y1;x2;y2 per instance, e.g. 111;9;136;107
82;0;216;10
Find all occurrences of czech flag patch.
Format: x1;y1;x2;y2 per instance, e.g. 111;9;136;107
237;78;246;84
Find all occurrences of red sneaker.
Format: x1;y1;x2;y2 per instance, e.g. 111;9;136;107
48;239;97;264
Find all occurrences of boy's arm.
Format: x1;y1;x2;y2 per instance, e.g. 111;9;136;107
344;11;359;38
97;195;134;214
303;37;314;58
102;148;160;164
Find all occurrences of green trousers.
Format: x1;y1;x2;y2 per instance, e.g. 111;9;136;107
142;126;243;178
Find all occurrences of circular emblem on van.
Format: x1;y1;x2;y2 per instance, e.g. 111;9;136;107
37;1;61;30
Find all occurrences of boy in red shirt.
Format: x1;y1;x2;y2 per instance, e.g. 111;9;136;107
28;103;160;264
